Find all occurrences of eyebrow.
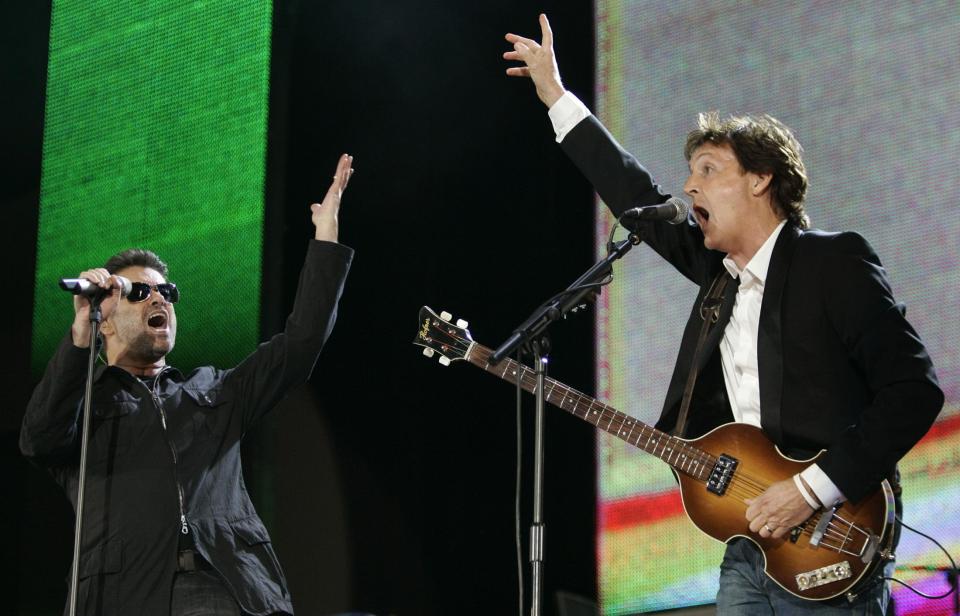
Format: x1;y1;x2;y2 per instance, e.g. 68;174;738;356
689;152;712;170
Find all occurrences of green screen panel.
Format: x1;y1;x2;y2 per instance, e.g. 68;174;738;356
32;0;273;374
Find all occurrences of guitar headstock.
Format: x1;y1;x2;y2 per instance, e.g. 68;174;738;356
413;306;474;366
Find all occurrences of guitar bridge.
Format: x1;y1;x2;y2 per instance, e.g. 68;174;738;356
706;454;738;496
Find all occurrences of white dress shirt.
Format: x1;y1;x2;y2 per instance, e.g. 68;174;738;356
548;91;844;507
719;224;785;429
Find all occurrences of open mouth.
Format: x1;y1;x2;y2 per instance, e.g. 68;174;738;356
147;312;168;329
693;205;710;222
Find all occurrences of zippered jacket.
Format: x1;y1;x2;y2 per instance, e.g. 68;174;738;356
21;240;354;616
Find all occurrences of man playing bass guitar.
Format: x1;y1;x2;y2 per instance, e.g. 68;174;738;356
503;15;943;615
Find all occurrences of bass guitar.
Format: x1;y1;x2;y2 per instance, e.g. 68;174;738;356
413;306;896;601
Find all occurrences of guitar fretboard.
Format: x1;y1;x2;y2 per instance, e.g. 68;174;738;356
468;344;717;482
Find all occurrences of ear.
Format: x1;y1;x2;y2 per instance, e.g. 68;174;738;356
100;317;115;337
750;172;773;197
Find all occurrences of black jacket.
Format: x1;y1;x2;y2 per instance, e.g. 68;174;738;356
21;240;353;616
561;115;943;502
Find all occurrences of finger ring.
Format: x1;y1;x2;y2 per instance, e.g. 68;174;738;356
764;524;773;533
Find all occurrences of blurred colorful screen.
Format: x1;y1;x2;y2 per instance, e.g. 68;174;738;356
593;2;959;614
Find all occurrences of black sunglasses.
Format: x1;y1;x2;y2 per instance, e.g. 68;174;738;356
127;282;180;304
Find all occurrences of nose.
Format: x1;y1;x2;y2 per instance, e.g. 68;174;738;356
149;288;169;305
683;174;698;197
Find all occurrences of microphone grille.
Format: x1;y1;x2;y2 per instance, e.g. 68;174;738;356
666;197;690;225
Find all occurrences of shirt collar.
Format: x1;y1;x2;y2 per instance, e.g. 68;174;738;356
95;362;183;384
722;219;787;286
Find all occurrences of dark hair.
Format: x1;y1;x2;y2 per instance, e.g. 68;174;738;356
684;111;810;229
104;248;169;278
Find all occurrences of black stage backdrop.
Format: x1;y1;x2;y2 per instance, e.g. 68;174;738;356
2;1;600;614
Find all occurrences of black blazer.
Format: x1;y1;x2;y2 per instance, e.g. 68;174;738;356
561;115;943;503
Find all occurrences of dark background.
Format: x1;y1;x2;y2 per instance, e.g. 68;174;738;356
2;1;604;614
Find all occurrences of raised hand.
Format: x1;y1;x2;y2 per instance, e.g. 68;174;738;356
503;14;566;108
312;153;354;243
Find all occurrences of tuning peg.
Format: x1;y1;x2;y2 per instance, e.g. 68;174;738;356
438;356;451;366
422;348;435;358
440;311;453;321
456;318;469;329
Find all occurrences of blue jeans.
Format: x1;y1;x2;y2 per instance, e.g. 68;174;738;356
716;538;891;615
171;570;242;616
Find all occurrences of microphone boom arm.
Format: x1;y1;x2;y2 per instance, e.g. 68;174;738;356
488;232;640;365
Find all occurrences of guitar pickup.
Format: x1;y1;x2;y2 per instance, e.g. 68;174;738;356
706;454;739;496
789;524;804;543
795;561;852;591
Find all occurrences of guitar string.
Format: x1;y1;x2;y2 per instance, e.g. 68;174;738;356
722;481;857;549
501;354;862;552
474;345;862;553
565;384;865;552
437;332;866;556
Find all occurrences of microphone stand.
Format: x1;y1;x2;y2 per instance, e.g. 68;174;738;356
489;231;641;616
67;295;105;616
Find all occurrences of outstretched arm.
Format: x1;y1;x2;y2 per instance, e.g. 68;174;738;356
226;154;355;428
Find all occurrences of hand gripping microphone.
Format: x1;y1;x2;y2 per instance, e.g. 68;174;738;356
59;277;132;298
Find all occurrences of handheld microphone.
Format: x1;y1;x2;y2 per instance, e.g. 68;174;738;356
619;197;690;225
59;277;132;298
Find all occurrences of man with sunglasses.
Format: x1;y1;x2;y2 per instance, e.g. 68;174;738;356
21;155;355;616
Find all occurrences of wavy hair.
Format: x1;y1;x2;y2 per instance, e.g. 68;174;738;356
685;112;810;229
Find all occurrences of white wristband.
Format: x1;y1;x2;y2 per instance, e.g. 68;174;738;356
793;474;821;510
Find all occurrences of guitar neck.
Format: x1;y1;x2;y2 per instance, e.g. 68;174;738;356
466;343;716;479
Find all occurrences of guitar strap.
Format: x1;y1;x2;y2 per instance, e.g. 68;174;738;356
672;270;735;437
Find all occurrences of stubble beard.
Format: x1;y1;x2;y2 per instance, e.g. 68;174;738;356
125;331;174;364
